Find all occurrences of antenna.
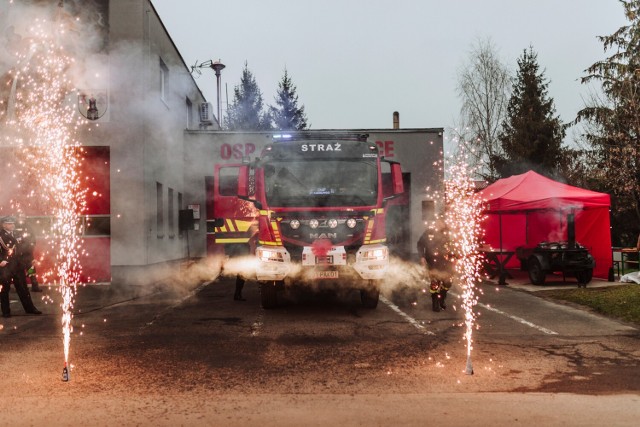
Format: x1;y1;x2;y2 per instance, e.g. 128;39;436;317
190;59;225;127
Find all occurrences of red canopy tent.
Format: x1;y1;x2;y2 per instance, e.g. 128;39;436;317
478;171;612;279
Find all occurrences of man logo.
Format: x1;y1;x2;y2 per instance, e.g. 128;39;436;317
78;90;108;121
310;233;337;239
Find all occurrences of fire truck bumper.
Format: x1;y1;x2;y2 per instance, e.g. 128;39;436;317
353;244;389;280
255;246;291;281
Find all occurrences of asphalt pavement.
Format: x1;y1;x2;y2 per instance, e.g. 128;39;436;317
1;266;639;426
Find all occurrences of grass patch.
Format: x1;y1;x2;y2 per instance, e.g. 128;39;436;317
539;284;640;325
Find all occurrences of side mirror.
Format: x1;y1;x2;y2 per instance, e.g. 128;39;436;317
391;162;404;195
237;165;249;197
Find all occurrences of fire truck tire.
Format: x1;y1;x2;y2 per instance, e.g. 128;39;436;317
360;282;380;309
528;258;546;285
576;269;593;287
260;281;279;309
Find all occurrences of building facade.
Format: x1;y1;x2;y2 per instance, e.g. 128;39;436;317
0;0;443;287
0;0;210;285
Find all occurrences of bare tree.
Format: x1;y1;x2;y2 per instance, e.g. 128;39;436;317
456;38;511;182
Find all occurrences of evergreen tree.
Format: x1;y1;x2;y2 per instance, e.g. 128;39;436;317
269;69;309;130
225;62;271;130
576;0;640;245
496;47;566;178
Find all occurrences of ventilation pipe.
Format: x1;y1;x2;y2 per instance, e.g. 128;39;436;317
393;111;399;129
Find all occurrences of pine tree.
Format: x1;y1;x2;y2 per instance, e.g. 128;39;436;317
269;69;309;130
224;62;271;130
576;0;640;244
496;47;566;178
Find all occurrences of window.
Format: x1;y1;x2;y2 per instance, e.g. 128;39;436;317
168;187;175;238
160;58;169;102
186;97;193;129
219;166;240;196
422;200;435;222
84;215;111;237
178;192;184;238
156;182;164;238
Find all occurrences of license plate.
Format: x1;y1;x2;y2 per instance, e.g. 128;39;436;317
314;270;339;279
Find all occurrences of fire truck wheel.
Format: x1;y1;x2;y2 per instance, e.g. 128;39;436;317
260;281;280;309
360;284;380;309
528;258;546;286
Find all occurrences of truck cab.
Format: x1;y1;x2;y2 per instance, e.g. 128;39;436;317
236;133;404;308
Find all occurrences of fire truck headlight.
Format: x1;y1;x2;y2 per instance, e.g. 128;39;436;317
361;247;388;261
346;218;357;229
256;248;284;262
327;219;338;229
309;219;319;229
289;219;300;230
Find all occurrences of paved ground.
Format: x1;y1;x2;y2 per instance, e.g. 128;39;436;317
0;263;639;426
498;268;629;292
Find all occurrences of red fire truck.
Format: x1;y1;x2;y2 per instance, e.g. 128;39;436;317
214;133;404;309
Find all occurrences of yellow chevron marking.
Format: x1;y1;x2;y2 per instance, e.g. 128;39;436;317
233;220;254;232
368;239;386;244
215;238;250;243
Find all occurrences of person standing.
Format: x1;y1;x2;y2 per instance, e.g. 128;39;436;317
417;219;455;312
15;214;42;292
0;216;42;317
234;274;246;301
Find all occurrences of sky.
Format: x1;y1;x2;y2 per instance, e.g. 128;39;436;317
152;0;624;139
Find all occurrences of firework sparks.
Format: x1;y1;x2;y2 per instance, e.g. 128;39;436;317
5;7;87;379
445;159;484;375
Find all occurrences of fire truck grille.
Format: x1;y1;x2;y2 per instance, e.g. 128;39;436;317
279;217;365;245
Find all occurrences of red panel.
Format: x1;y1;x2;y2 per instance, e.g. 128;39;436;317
34;237;111;284
482;213;526;269
81;146;110;215
576;208;612;278
0;146;110;216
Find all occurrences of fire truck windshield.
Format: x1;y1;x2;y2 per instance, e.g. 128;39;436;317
263;159;378;207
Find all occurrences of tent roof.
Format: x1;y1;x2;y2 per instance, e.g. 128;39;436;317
479;170;610;212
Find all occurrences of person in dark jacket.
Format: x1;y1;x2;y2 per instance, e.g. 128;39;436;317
0;216;42;317
234;274;246;301
417;219;455;312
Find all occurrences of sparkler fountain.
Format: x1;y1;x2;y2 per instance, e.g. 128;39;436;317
6;4;87;381
444;159;484;375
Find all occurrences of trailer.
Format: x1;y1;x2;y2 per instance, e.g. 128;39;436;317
515;214;595;287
